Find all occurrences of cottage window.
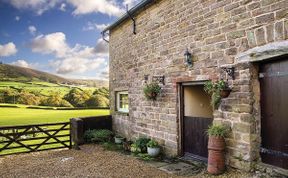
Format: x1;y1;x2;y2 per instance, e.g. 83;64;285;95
116;91;129;113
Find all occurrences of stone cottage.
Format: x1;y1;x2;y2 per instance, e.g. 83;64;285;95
102;0;288;172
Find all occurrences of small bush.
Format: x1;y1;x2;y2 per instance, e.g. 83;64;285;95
207;124;228;137
147;140;159;148
134;137;151;153
102;142;123;151
84;129;114;143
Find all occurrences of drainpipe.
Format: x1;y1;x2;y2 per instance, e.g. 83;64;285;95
126;5;136;35
101;31;109;43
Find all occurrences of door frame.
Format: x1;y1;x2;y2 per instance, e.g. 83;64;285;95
177;80;209;158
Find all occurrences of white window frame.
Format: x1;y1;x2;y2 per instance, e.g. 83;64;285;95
116;91;129;113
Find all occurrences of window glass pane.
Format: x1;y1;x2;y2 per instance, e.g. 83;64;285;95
120;94;128;109
116;91;129;113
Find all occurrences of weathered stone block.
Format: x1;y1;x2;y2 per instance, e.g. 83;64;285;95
255;13;275;25
275;21;284;41
255;27;266;46
227;30;245;39
246;31;257;48
233;123;251;133
205;36;223;46
265;24;274;42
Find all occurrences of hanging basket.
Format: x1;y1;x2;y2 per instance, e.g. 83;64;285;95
219;88;232;98
143;82;161;101
146;92;158;100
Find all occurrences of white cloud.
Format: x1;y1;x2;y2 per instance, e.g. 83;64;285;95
66;0;124;16
15;16;20;21
5;0;137;17
50;57;106;74
30;32;69;58
0;42;17;57
11;59;38;69
30;32;108;75
123;0;141;9
28;25;37;35
94;39;109;56
6;0;59;15
83;22;109;31
59;3;66;11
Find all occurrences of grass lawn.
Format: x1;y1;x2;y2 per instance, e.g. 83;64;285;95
0;107;110;126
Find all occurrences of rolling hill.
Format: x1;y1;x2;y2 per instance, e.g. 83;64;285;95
0;64;108;87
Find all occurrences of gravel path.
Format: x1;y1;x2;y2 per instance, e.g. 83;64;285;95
0;145;252;178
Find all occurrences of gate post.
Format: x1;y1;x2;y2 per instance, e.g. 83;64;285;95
70;118;84;150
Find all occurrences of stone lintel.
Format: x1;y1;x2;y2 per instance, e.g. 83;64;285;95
236;41;288;63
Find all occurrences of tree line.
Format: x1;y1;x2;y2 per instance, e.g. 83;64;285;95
0;87;109;108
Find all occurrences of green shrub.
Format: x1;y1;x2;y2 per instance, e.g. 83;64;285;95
102;142;123;151
207;124;229;137
84;129;114;143
147;140;159;148
134;137;151;153
85;94;109;107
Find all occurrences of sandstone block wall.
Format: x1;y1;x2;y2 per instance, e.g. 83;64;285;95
109;0;288;170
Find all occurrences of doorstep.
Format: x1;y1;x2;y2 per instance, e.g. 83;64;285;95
147;158;205;176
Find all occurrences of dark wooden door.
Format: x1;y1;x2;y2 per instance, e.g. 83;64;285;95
183;116;212;159
260;58;288;169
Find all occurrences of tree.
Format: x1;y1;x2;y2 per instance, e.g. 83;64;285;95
93;87;109;99
85;95;109;107
17;90;41;105
64;88;92;107
0;87;19;104
41;92;73;107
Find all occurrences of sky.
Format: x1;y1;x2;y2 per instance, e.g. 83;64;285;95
0;0;141;80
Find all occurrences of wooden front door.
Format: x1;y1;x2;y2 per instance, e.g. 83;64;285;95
260;58;288;169
182;85;213;160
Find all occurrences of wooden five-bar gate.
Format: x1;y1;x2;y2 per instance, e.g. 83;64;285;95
0;122;71;156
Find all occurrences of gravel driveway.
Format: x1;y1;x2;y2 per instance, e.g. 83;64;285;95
0;145;252;178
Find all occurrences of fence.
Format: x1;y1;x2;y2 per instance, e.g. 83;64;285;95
0;115;112;156
0;122;71;156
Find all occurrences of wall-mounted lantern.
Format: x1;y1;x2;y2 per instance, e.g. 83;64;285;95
184;48;192;67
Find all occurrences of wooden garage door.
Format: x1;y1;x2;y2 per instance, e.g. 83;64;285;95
260;58;288;169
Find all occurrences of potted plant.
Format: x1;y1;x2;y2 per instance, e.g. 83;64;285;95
114;135;125;144
204;79;232;109
143;82;161;100
123;140;133;151
147;140;160;157
217;80;232;98
206;124;229;175
130;143;141;153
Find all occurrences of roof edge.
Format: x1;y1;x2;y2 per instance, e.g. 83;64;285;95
102;0;155;33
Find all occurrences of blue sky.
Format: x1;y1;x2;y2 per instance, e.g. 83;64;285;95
0;0;140;80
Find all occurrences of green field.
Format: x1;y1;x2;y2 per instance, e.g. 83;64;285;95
0;81;91;97
0;107;110;126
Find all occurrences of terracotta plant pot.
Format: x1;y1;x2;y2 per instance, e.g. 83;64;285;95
220;89;231;98
207;136;226;175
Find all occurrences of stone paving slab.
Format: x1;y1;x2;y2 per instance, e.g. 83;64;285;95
159;162;195;175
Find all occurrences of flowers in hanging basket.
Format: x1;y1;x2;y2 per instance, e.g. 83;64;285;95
143;82;161;100
204;79;232;109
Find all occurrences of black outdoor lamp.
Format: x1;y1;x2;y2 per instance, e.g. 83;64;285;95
184;48;192;67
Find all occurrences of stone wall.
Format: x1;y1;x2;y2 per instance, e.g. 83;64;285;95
109;0;288;170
